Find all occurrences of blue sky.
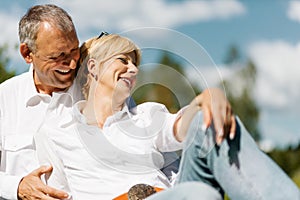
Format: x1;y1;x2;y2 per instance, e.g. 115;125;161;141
0;0;300;149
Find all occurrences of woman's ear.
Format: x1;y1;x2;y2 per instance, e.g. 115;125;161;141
20;43;32;64
87;58;98;81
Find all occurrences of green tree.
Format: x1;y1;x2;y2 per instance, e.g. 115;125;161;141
224;45;240;65
268;143;300;187
0;43;16;83
133;51;199;113
221;46;260;141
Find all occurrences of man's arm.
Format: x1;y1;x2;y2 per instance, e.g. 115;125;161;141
0;171;23;200
0;107;68;200
0;108;22;200
0;106;20;199
1;169;66;200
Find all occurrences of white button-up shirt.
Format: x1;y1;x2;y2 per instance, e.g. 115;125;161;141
0;68;82;200
37;97;183;200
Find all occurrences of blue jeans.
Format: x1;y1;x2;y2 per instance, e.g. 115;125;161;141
149;112;300;200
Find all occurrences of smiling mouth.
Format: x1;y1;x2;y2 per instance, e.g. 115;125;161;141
119;77;132;88
55;69;72;75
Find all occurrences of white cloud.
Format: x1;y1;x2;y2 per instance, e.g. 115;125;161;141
53;0;246;37
259;111;300;148
0;14;18;44
0;9;26;73
186;40;300;148
184;63;242;90
0;0;246;73
247;40;300;147
248;40;300;111
287;0;300;23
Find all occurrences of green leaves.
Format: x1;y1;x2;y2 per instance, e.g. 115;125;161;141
0;43;16;83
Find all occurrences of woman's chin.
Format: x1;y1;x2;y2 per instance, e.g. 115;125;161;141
113;91;130;103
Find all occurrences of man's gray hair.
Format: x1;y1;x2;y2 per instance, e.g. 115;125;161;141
19;4;76;52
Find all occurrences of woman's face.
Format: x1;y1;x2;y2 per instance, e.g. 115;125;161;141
97;51;139;100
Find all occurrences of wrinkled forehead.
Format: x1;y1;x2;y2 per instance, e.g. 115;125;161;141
35;22;78;53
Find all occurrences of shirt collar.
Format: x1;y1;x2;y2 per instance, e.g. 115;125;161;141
25;64;50;107
73;100;88;124
73;98;134;126
26;64;81;107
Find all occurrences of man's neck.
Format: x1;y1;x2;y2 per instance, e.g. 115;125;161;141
35;83;67;95
33;71;67;95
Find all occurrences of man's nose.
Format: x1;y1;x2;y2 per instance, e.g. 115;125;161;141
62;54;78;69
62;50;80;69
69;59;77;69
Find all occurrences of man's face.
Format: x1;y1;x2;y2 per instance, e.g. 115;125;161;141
30;22;80;93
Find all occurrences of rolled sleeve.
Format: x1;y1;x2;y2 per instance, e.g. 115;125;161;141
154;107;186;152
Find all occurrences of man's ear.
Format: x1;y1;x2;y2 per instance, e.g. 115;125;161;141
87;58;98;81
20;43;32;64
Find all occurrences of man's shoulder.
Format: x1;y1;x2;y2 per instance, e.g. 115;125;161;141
0;72;31;92
0;72;32;104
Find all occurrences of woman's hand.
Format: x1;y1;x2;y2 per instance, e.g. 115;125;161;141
195;88;236;145
174;88;236;145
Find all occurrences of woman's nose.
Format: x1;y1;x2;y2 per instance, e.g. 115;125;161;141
128;62;139;74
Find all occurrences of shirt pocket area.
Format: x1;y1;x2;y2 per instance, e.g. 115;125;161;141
3;134;35;152
2;134;37;175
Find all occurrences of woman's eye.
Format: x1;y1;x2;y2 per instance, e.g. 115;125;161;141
118;58;128;64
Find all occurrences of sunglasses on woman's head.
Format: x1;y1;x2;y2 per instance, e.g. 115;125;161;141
97;31;109;39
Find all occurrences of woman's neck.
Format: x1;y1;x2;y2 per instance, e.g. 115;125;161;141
82;87;124;129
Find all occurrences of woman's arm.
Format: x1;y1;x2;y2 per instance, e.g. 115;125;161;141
173;88;236;144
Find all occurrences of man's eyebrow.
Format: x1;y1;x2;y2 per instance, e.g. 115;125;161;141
71;47;79;51
46;52;63;57
48;47;79;57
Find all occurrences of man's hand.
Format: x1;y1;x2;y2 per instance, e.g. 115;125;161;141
17;165;69;200
194;88;236;145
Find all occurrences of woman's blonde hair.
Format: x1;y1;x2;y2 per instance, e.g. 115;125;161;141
76;34;141;99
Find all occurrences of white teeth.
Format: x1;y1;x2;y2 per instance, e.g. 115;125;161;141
57;69;70;73
121;78;131;87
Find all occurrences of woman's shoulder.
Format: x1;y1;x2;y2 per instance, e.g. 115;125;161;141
134;102;169;114
137;102;167;108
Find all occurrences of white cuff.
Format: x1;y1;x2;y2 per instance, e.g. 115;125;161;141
0;174;23;200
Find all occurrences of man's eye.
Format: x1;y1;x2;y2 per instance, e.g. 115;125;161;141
49;56;59;60
49;53;65;60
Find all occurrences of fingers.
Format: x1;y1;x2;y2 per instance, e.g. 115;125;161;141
42;185;69;199
17;166;69;200
204;88;235;145
31;165;53;177
193;88;237;145
210;100;227;145
31;191;62;200
37;166;69;199
214;113;236;145
202;104;212;130
229;115;236;140
214;115;225;146
191;93;203;107
214;110;236;145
